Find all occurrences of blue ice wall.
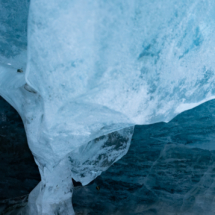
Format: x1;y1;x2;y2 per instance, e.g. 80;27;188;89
0;0;29;58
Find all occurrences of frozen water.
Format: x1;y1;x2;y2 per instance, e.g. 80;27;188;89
2;98;215;215
72;99;215;215
27;0;215;125
0;0;28;73
69;127;134;185
1;0;215;214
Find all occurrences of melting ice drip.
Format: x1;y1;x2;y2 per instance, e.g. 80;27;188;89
1;0;215;214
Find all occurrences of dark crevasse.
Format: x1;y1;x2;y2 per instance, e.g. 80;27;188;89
0;96;40;213
1;96;215;214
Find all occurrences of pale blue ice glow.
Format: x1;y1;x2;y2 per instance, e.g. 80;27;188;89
1;0;215;214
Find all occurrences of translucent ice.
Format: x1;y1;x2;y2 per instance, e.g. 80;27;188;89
27;0;215;125
1;0;215;214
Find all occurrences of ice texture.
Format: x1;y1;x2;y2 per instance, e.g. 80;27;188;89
72;99;215;215
69;127;134;185
1;0;215;214
3;98;215;215
27;0;215;124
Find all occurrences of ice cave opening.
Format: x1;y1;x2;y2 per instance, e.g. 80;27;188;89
2;96;215;214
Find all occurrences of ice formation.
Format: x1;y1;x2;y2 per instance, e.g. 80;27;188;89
1;0;215;214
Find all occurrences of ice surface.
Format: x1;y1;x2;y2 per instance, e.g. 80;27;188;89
69;127;134;185
0;0;28;73
3;98;215;215
71;100;215;215
2;0;215;214
27;0;215;125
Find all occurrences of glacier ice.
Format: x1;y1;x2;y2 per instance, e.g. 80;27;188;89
3;98;215;215
1;0;215;214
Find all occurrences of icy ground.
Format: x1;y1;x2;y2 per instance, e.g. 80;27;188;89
2;97;215;215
